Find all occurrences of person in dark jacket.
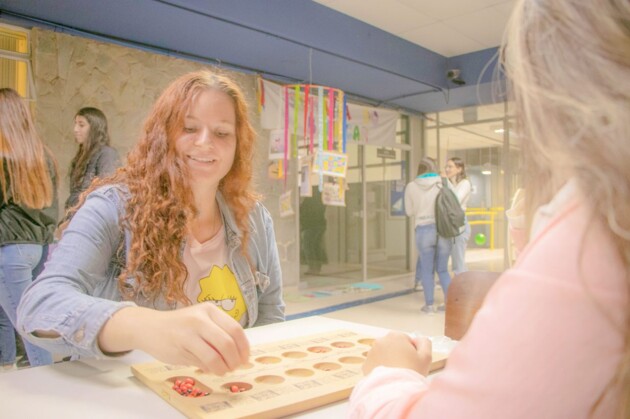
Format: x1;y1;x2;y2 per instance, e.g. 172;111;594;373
0;88;57;368
64;107;121;211
300;187;327;274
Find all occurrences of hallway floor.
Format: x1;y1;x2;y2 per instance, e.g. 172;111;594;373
284;248;505;336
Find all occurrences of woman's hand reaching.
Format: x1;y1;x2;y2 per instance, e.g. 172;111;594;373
362;331;432;377
98;303;250;375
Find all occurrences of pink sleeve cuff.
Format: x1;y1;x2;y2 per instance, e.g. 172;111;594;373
348;366;429;418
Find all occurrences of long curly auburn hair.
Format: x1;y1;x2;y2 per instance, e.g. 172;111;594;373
64;71;258;305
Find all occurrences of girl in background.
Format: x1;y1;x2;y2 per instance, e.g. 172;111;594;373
0;88;56;368
349;0;630;417
65;107;120;211
444;157;471;274
404;157;451;314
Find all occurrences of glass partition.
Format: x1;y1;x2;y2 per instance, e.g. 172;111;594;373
425;103;520;272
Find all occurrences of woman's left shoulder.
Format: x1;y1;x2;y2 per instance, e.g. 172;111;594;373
250;201;273;223
101;145;120;157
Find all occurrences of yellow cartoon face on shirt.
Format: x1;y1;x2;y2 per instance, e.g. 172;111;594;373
197;265;246;322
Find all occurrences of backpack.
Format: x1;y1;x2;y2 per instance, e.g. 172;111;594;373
435;177;466;238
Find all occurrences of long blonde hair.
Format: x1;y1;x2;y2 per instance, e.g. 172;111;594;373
503;0;630;416
0;88;55;208
62;71;258;305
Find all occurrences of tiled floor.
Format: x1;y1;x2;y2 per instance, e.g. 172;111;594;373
284;248;506;336
324;283;446;336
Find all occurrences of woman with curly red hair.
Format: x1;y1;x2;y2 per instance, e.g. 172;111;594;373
17;71;285;374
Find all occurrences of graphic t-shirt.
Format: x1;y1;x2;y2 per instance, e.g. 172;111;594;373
181;226;248;326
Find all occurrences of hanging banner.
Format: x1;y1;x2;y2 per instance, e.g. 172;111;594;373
260;79;399;148
345;103;398;147
260;80;346;150
260;79;283;129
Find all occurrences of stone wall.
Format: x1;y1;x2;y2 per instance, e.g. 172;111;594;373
30;28;299;286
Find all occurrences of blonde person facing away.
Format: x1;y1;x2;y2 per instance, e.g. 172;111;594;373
349;0;630;417
17;71;285;374
444;157;471;274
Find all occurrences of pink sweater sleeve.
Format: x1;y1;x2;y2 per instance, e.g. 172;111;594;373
349;367;429;418
349;201;627;418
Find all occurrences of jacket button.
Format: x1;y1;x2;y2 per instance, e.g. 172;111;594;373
73;328;85;343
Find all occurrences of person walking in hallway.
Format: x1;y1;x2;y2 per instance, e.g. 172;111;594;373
444;157;471;274
404;157;451;314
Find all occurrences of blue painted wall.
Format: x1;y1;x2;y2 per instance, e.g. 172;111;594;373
0;0;504;113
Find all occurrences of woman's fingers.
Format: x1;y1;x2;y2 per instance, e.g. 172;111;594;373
363;332;433;376
120;304;251;374
202;303;250;364
181;303;250;373
412;336;433;376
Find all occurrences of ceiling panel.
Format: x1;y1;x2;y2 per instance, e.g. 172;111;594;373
397;0;507;20
401;21;485;57
315;0;435;35
315;0;514;57
444;7;509;47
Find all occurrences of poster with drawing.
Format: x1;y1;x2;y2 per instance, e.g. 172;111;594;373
279;190;295;217
312;151;348;178
322;181;345;207
299;155;313;197
268;129;285;159
268;159;283;180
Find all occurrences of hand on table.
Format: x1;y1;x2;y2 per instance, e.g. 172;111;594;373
362;331;432;376
99;303;250;375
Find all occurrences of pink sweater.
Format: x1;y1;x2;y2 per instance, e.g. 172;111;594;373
349;186;628;418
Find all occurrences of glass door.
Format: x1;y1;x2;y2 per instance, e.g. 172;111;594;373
425;103;519;272
365;146;410;279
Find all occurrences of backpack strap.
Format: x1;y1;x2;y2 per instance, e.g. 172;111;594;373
442;177;449;188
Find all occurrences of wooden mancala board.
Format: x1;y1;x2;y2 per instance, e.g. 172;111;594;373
131;329;448;419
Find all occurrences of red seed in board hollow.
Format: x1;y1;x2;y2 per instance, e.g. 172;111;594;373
230;385;239;393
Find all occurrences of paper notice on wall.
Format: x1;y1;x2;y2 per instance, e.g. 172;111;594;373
268;129;285;159
312;151;348;178
299;155;313;197
322;181;345;207
279;190;295;217
268;159;283;180
260;79;282;129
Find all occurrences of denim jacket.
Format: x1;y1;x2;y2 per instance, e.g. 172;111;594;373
17;185;285;359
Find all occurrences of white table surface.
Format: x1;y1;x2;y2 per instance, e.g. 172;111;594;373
0;316;395;419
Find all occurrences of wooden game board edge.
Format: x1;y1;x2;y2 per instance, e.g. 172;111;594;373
130;363;355;419
238;387;352;419
429;355;447;372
